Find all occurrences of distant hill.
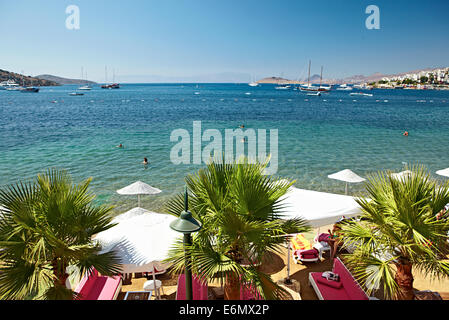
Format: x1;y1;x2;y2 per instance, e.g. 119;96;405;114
0;69;59;86
258;67;448;85
36;74;97;85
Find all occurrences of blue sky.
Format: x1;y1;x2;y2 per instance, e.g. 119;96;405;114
0;0;448;82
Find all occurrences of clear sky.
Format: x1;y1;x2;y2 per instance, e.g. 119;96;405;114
0;0;448;82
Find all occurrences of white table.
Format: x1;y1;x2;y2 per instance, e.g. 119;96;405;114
124;291;153;300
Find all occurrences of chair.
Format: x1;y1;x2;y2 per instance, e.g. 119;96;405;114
175;274;208;300
74;268;122;300
291;233;319;263
308;257;369;300
313;233;331;259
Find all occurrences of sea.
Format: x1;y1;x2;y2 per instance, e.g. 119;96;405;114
1;84;448;214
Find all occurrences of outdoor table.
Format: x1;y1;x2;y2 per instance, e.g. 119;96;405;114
124;291;153;300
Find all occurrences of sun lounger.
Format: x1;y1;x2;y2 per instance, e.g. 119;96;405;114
175;274;208;300
308;257;369;300
74;268;122;300
291;233;320;263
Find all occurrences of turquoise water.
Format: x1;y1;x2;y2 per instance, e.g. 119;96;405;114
1;84;448;214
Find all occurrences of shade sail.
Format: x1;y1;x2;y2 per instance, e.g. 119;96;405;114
328;169;366;183
95;209;179;273
436;168;449;178
278;186;363;228
116;181;162;195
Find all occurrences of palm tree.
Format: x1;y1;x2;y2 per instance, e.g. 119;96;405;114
164;158;310;300
0;169;121;300
341;165;449;300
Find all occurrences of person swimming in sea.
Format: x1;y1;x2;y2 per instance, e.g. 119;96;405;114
142;157;149;165
403;131;409;136
116;143;124;148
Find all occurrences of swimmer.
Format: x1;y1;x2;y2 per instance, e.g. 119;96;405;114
240;124;245;129
403;131;409;137
142;157;149;165
116;143;124;148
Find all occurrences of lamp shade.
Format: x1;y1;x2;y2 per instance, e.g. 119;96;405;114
170;211;202;234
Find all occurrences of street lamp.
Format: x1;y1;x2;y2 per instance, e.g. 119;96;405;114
169;187;202;300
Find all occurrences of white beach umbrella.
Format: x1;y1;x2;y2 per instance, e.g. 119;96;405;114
116;181;162;207
436;168;449;178
95;209;179;298
328;169;366;195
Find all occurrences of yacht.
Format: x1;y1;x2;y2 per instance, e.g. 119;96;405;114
78;85;92;90
0;80;20;90
336;84;353;91
300;62;331;92
275;84;291;90
248;75;259;87
350;92;373;97
20;87;39;93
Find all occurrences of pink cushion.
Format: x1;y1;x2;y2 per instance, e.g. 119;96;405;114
310;258;369;300
295;248;318;257
332;259;368;300
316;277;342;289
301;254;319;259
75;269;121;300
318;233;330;242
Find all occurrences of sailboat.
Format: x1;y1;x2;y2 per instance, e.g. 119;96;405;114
300;62;331;92
248;74;259;87
78;68;92;90
101;67;120;89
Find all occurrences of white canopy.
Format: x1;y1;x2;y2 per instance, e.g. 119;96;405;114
116;181;162;207
328;169;366;183
328;169;366;194
436;168;449;178
95;208;179;273
279;186;363;228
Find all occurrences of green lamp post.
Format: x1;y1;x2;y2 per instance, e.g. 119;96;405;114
169;187;202;300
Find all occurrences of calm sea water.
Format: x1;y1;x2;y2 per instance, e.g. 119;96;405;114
1;84;448;214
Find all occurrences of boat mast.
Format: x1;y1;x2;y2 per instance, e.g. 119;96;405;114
307;60;311;87
320;66;323;88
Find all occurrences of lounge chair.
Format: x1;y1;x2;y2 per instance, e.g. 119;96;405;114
308;257;369;300
74;268;122;300
175;274;208;300
291;233;320;263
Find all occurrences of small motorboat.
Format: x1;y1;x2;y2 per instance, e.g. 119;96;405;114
69;92;84;96
307;92;321;96
349;92;373;97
